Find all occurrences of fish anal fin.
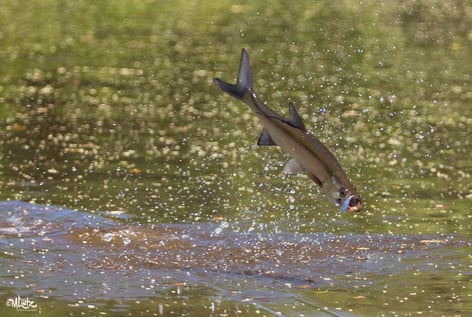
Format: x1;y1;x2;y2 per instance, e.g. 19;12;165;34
257;128;276;146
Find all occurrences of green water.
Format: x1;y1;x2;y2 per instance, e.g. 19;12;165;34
0;0;471;316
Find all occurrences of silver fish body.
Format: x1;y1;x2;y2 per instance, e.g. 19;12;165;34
214;49;361;212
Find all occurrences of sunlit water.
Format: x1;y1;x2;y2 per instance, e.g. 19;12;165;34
1;0;471;316
0;201;469;316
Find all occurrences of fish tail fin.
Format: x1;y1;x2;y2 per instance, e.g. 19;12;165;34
213;48;252;100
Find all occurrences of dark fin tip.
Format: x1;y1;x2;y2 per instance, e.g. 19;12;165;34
257;128;276;146
286;102;306;130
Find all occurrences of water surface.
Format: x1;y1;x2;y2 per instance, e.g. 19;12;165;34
0;0;471;316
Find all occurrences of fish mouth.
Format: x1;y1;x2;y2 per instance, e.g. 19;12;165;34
340;194;362;213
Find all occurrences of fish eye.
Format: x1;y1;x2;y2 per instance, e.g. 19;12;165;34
339;187;348;197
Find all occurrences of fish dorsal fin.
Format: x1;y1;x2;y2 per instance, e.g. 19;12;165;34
283;158;304;174
286;102;306;130
257;128;276;146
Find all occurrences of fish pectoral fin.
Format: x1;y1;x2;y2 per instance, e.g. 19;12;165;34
257;128;277;146
283;159;304;174
283;159;324;187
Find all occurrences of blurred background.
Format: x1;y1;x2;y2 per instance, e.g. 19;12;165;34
0;0;471;316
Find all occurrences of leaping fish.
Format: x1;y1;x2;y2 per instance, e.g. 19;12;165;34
213;49;361;212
